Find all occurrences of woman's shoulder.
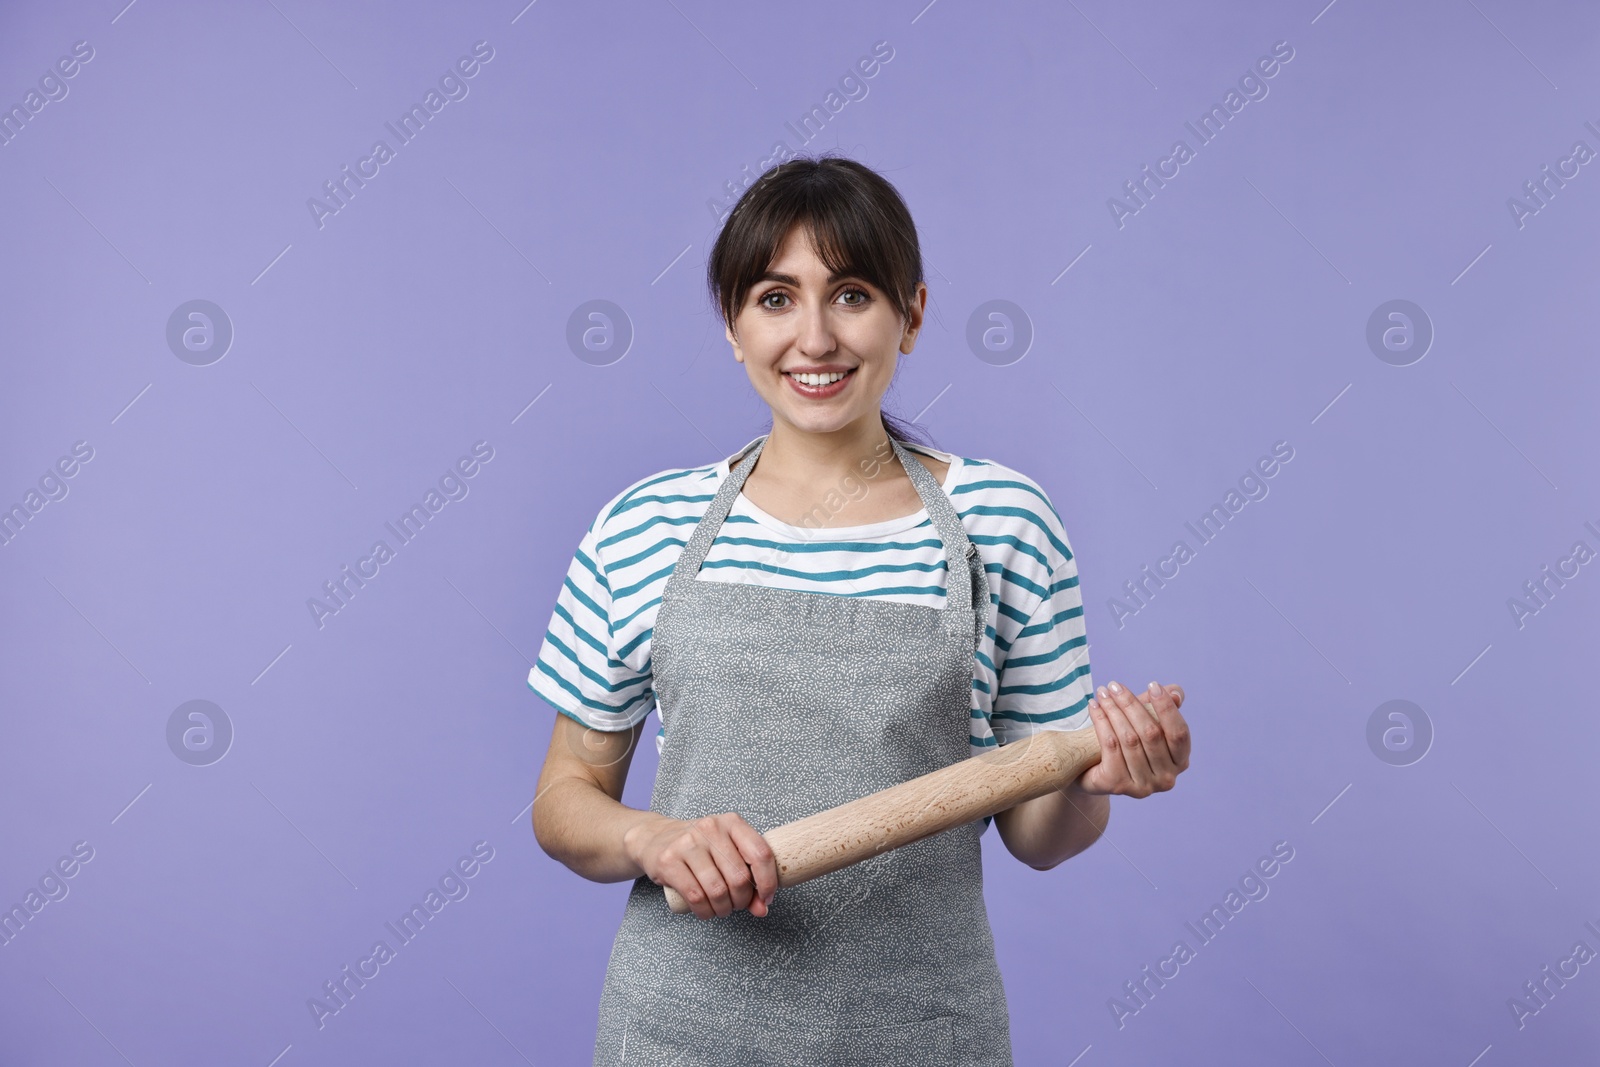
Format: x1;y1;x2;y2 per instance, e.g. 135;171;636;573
917;444;1074;559
588;459;721;535
587;434;770;538
912;443;1060;516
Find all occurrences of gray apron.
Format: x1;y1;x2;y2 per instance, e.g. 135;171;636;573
592;435;1013;1066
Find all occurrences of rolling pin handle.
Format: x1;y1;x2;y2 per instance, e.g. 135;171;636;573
663;885;690;914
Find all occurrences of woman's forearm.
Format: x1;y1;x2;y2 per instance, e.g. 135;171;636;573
536;729;1111;883
533;776;673;884
994;778;1110;870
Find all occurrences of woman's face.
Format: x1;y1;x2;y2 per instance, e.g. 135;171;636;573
726;224;926;439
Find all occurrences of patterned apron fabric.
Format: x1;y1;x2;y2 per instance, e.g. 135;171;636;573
592;435;1014;1065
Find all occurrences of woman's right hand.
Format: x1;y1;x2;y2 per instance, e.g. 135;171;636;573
623;812;779;921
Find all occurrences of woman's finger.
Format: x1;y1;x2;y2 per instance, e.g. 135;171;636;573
1133;681;1182;786
1084;695;1130;794
727;817;778;917
679;822;742;919
1146;680;1191;769
1108;681;1167;791
681;849;731;920
1110;681;1177;788
702;816;761;916
1096;684;1154;795
662;850;719;921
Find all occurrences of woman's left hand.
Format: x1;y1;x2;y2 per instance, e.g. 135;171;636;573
1076;681;1191;798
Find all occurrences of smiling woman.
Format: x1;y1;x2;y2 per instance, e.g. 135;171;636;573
708;156;927;450
529;154;1193;1066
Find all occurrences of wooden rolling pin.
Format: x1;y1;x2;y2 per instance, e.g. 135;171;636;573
663;724;1104;914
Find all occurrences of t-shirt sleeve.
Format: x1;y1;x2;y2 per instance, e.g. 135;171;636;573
527;514;656;732
990;507;1093;743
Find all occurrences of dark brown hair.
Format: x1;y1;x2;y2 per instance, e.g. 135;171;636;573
706;153;932;445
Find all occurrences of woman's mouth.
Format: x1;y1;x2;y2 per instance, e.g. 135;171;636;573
783;367;856;399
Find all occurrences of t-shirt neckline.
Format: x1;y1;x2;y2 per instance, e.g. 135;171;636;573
715;436;963;540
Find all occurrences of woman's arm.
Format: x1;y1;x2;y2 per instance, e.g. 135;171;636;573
994;682;1189;870
532;714;664;883
532;713;780;919
993;779;1110;870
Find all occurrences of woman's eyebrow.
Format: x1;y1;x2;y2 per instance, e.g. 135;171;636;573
757;269;862;286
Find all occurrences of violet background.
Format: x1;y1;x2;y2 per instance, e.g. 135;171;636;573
1;1;1597;1064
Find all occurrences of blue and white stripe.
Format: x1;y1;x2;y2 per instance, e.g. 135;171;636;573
530;437;1094;758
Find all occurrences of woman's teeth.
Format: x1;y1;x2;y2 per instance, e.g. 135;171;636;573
788;370;850;385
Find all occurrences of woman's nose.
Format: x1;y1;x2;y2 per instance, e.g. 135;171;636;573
794;303;837;356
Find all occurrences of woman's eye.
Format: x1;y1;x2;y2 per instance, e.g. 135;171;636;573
757;288;867;309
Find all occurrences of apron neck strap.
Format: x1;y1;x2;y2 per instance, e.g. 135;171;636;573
670;437;766;583
885;436;977;618
669;434;979;622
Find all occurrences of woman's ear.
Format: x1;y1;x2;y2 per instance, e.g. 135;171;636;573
899;282;928;355
725;321;743;362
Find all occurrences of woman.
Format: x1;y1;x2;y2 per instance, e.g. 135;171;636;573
531;155;1192;1065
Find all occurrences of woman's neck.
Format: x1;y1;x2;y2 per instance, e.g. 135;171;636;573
735;414;944;529
754;416;891;488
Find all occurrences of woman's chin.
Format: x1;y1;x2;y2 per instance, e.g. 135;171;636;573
774;409;879;438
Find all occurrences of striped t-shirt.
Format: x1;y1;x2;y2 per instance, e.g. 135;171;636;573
529;436;1094;775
